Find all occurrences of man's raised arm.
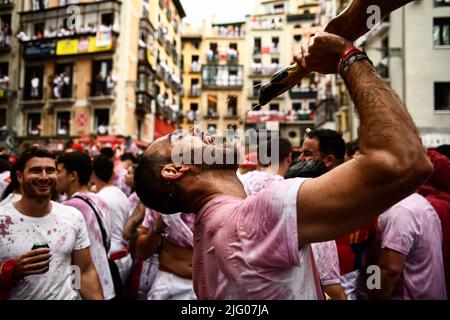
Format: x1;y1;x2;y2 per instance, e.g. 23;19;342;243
295;33;432;246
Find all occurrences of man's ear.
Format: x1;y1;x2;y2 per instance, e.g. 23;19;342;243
69;171;78;184
161;164;190;181
323;154;336;169
16;170;23;185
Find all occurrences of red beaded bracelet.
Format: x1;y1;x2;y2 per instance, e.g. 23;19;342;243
0;259;18;287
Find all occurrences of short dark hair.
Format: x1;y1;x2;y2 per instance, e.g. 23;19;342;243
57;152;93;186
16;146;56;173
93;154;114;183
121;153;138;163
135;152;183;213
285;159;327;179
435;144;450;159
0;158;11;173
346;140;360;158
306;129;345;162
258;137;292;167
100;147;114;159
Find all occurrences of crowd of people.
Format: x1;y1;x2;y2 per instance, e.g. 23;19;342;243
0;26;449;300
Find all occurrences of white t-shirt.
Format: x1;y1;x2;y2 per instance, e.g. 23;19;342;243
96;186;131;254
0;193;21;207
0;202;90;300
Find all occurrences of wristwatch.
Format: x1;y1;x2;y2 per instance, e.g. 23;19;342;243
152;226;167;237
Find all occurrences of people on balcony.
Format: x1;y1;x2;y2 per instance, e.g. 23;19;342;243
0;72;9;89
106;71;116;95
17;22;117;42
0;23;11;48
30;74;40;98
52;71;70;99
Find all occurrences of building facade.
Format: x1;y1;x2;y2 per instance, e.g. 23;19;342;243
243;0;321;147
13;0;184;150
0;0;20;149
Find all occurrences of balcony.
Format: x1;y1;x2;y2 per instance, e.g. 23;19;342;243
244;110;286;123
249;64;281;77
88;81;115;103
227;54;239;64
189;86;201;97
314;98;338;127
206;52;219;63
203;109;219;120
0;0;13;11
210;23;246;38
202;65;244;89
0;37;11;54
251;16;283;31
289;86;318;99
190;62;201;73
186;110;200;123
287;13;316;22
136;92;152;116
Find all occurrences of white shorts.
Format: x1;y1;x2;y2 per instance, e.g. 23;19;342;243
137;255;160;300
146;269;197;300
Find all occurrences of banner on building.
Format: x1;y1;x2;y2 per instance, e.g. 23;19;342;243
56;35;112;56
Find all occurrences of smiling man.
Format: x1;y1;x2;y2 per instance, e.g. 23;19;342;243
0;146;103;300
135;33;432;300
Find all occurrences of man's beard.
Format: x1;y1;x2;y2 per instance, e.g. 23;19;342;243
22;180;56;200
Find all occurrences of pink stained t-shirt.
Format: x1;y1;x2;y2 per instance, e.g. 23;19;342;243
378;193;447;300
142;209;195;248
311;240;341;286
239;170;284;196
193;178;322;300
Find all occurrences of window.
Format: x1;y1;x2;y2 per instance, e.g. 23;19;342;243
294;35;302;43
190;103;198;111
272;37;279;49
92;60;113;96
94;109;110;135
434;0;450;7
230;43;237;51
193;42;200;50
433;18;450;46
227;96;237;116
252;81;261;97
271;58;279;64
0;108;6;130
254;37;261;53
27;113;41;136
252;103;261;111
24;65;44;100
0;14;11;48
53;63;73;99
309;101;316;110
56;111;70;136
292;103;302;111
0;62;8;89
34;22;44;38
435;82;450;111
207;95;218;117
270;104;280;111
101;13;113;26
207;124;217;134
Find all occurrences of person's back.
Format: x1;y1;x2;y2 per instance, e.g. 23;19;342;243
194;178;322;299
377;193;447;299
97;185;131;253
63;192;115;300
